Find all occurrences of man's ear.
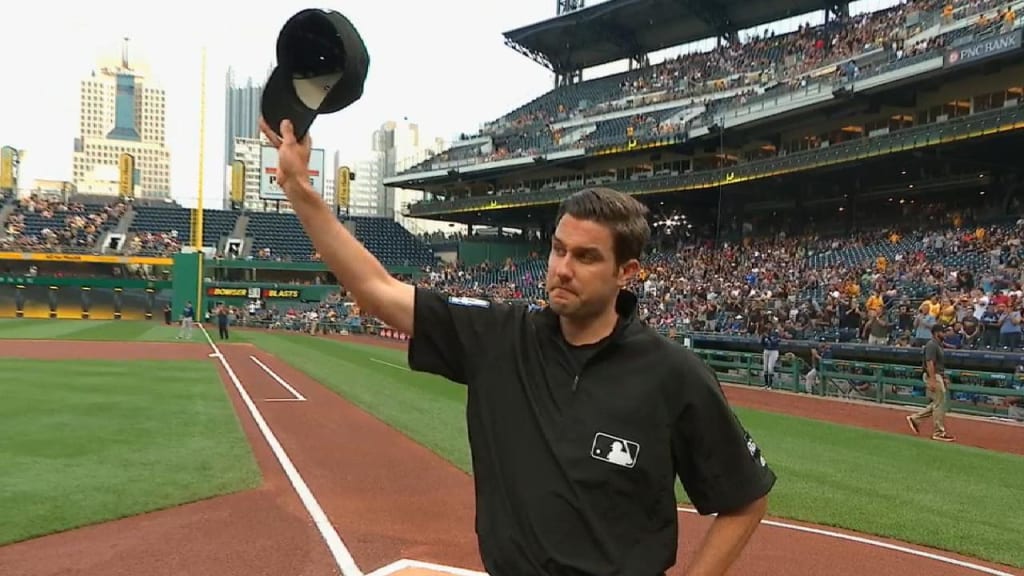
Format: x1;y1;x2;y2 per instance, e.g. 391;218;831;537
618;258;641;287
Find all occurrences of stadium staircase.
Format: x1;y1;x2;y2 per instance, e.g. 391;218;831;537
113;205;136;234
228;213;252;259
0;199;17;229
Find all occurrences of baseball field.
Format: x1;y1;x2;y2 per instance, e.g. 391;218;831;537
0;319;1022;576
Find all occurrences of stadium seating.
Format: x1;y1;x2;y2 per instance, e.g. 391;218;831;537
415;213;1024;351
349;216;435;267
1;197;126;253
405;0;1021;174
245;212;436;266
245;212;316;261
128;206;240;257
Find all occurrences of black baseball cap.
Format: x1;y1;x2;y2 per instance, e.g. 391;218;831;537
261;8;370;142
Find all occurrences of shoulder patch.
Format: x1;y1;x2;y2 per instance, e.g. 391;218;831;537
448;296;490;308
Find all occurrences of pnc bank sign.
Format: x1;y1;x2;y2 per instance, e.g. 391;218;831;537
945;29;1022;67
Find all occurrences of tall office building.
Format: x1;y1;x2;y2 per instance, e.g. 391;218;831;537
226;137;263;211
348;155;382;216
72;38;171;198
224;67;266;168
373;120;451;233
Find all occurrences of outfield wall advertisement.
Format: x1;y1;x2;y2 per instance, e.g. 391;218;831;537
259;146;325;201
0;277;171;320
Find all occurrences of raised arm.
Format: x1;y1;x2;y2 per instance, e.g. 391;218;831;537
260;118;415;335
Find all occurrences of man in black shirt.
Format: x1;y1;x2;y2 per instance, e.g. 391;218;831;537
261;118;776;575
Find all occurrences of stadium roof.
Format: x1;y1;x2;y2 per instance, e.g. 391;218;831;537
503;0;835;72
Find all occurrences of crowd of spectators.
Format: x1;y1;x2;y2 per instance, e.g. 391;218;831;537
125;230;181;257
0;194;127;253
401;216;1024;354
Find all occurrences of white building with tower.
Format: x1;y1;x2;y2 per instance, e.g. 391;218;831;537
72;38;171;198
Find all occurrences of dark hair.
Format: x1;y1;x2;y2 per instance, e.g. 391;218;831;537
555;187;650;265
931;323;947;335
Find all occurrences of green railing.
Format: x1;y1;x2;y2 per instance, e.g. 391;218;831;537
693;348;1024;420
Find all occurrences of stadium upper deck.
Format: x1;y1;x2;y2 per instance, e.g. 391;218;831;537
502;0;840;74
385;0;1024;229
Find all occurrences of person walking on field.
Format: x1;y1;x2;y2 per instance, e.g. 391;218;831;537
260;117;775;576
907;323;956;442
217;304;230;340
176;301;194;340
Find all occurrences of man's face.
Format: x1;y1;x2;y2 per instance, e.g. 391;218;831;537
545;215;637;320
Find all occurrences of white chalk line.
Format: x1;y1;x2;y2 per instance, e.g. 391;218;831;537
369;358;410;371
361;507;1019;576
365;559;487;576
199;325;362;576
249;354;307;401
677;507;1017;576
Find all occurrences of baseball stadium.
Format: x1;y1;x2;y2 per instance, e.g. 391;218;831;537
3;0;1024;574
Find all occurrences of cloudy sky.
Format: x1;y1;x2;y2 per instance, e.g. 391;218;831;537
0;0;899;208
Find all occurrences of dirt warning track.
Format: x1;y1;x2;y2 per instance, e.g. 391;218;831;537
0;336;1021;576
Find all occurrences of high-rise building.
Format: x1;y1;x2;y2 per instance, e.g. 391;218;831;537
72;38;171;198
373;120;452;233
224;67;266;168
348;155;382;216
225;137;263;211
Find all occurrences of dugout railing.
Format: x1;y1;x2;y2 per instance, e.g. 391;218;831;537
692;348;1024;421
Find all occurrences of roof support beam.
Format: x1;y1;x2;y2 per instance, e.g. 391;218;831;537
503;37;556;72
556;70;583;88
557;0;586;15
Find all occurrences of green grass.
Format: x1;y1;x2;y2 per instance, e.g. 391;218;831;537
3;322;1023;568
0;319;184;342
0;358;261;546
241;330;1024;569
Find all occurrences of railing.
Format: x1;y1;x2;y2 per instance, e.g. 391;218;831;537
691;348;1024;420
407;99;1024;215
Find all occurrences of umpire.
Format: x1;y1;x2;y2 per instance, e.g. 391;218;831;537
262;117;776;576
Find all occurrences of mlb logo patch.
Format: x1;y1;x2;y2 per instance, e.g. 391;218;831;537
591;432;640;469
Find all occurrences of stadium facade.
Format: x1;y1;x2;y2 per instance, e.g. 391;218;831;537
72;38;171;199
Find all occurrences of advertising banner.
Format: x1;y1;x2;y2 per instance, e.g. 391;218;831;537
259;146;325;201
944;29;1022;68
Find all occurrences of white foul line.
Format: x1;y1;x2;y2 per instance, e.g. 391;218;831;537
369;358;410;371
677;507;1017;576
249;355;307;401
365;559;487;576
199;325;362;576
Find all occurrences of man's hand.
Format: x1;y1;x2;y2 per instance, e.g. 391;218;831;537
259;117;312;199
255;117;417;335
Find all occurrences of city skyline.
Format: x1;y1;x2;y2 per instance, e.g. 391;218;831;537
0;0;559;210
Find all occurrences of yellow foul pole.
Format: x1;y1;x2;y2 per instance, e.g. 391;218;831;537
195;46;207;310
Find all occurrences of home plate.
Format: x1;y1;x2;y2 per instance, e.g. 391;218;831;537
365;559;488;576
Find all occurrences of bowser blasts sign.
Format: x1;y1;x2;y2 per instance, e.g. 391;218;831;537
259;145;325;201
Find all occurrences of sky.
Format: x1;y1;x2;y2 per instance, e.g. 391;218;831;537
0;0;901;209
